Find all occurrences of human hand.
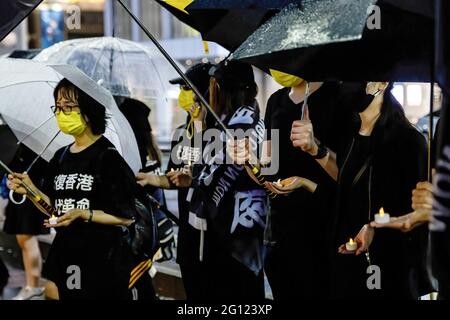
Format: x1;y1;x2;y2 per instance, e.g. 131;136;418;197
166;170;192;188
290;120;318;155
412;181;433;212
227;138;256;165
338;224;374;256
44;209;84;228
370;211;430;232
263;176;304;195
7;172;37;195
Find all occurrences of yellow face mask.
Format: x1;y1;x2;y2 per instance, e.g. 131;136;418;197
56;111;87;136
178;88;200;118
270;69;304;87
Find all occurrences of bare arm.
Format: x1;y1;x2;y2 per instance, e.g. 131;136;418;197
136;172;172;189
291;120;339;181
44;209;133;228
308;144;339;181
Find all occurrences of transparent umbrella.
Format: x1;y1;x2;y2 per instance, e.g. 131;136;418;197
34;37;181;103
0;58;141;173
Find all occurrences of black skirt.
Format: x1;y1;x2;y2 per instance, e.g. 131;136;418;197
3;199;49;235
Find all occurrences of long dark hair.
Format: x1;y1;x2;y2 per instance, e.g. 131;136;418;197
53;78;107;135
212;61;259;117
216;82;259;117
372;83;417;145
118;98;161;166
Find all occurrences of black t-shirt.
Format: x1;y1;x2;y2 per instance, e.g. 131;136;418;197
43;136;136;223
264;83;340;242
42;136;136;298
166;125;204;266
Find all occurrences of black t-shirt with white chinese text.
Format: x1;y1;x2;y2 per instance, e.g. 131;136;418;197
42;136;136;300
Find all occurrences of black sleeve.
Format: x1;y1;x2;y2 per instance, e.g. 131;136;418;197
99;149;136;219
264;95;274;141
396;128;433;295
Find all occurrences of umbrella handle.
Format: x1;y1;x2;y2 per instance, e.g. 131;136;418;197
248;164;277;199
9;189;26;205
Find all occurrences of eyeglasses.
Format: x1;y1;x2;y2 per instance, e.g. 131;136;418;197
50;104;79;115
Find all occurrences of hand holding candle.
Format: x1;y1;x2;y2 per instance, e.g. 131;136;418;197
374;207;390;224
49;215;58;225
345;238;357;252
274;179;284;187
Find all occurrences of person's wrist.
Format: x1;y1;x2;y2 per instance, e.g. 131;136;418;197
308;143;319;156
79;210;89;221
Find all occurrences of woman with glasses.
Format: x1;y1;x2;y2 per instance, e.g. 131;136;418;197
7;78;137;300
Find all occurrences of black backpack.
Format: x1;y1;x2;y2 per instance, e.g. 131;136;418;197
129;186;159;260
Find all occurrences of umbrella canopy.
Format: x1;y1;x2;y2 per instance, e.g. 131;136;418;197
154;0;276;51
231;0;434;81
0;0;43;41
0;58;141;173
34;37;180;103
187;0;300;9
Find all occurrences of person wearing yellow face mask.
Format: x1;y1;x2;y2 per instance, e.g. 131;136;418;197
269;69;304;88
235;68;345;300
7;78;141;300
136;63;214;300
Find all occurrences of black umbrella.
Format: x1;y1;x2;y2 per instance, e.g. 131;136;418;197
187;0;300;9
153;0;277;50
0;0;43;41
231;0;434;81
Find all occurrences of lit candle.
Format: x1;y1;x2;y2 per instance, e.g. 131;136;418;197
170;168;175;172
374;207;390;224
345;238;357;251
275;179;283;187
49;215;58;225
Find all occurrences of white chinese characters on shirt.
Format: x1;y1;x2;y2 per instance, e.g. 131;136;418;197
176;146;201;163
53;173;94;215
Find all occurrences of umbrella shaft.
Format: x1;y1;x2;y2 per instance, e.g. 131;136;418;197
116;0;274;196
116;0;229;135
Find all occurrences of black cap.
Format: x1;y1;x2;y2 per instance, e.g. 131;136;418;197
169;63;213;95
209;60;255;89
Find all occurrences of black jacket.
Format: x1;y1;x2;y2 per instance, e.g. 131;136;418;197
332;113;433;299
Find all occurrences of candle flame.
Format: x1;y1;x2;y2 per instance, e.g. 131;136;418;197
380;207;385;216
51;214;56;219
171;168;175;172
349;238;354;245
277;179;281;184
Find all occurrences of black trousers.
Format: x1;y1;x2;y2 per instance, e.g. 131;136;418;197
265;240;331;300
179;250;265;300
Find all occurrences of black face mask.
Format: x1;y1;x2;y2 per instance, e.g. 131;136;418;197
354;90;382;113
